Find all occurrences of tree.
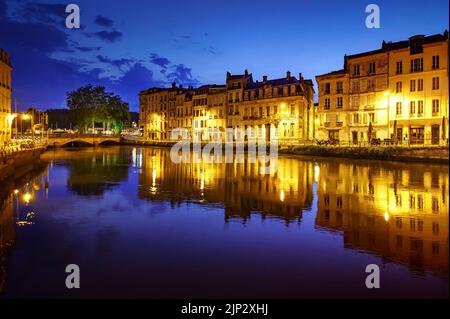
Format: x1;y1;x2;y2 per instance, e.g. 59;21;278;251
66;85;130;133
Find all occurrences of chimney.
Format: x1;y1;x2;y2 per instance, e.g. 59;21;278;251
298;73;303;82
172;82;176;88
226;71;231;78
263;75;268;82
286;71;291;79
179;84;183;89
245;69;248;76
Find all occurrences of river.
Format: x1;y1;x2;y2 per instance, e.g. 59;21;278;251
0;146;448;298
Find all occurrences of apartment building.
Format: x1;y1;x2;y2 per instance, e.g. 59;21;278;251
0;48;12;147
316;31;449;145
139;70;315;145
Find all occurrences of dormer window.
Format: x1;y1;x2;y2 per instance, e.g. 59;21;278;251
410;35;424;55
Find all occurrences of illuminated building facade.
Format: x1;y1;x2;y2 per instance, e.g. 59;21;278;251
316;31;449;145
0;48;12;147
139;70;315;145
315;160;449;275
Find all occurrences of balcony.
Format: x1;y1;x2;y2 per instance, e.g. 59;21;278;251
336;122;343;127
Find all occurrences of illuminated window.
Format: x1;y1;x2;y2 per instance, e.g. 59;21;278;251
432;197;439;212
410;58;423;72
396;61;403;74
417;79;423;91
432;56;440;69
410;101;416;116
410;79;416;92
432;100;439;115
432;77;440;90
418;100;424;117
337;97;343;108
396;102;402;115
396;81;402;93
336;81;343;93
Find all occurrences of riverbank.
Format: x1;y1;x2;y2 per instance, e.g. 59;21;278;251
280;145;449;164
121;139;449;164
0;149;42;184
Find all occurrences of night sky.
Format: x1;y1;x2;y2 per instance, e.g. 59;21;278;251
1;0;448;112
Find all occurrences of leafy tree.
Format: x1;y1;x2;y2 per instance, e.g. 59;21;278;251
66;85;130;133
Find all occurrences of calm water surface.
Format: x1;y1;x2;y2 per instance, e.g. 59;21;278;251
0;146;448;298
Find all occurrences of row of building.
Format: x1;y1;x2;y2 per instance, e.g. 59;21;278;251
139;70;316;144
0;48;12;147
139;31;449;146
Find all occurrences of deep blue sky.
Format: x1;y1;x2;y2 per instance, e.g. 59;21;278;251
1;0;448;111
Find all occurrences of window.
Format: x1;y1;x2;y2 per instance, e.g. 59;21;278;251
266;106;270;116
336;81;343;94
367;79;375;90
353;113;359;124
418;100;424;117
410;37;424;54
432;100;439;115
410;80;416;92
325;83;331;94
273;105;277;114
290;123;295;137
353;65;360;76
396;81;402;93
418;79;423;91
368;62;376;74
432;77;439;90
324;98;331;110
396;102;402;115
410;58;423;72
337;97;343;108
352;80;360;92
410;101;416;117
369;113;375;123
432;55;440;69
396;61;403;74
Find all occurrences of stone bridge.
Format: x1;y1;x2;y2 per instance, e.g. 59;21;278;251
48;134;121;147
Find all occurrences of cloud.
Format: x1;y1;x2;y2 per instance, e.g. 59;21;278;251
149;53;171;69
97;55;135;68
87;30;123;43
19;2;67;26
166;64;199;86
76;46;102;52
94;15;114;27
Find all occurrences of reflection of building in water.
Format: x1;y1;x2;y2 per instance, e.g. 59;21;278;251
0;191;15;293
315;161;449;276
137;148;314;223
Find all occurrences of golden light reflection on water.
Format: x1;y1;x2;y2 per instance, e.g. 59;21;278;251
138;148;449;276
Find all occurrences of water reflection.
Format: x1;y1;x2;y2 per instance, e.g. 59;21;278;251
0;146;448;297
0;165;49;292
137;148;448;276
43;148;130;197
316;161;449;276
